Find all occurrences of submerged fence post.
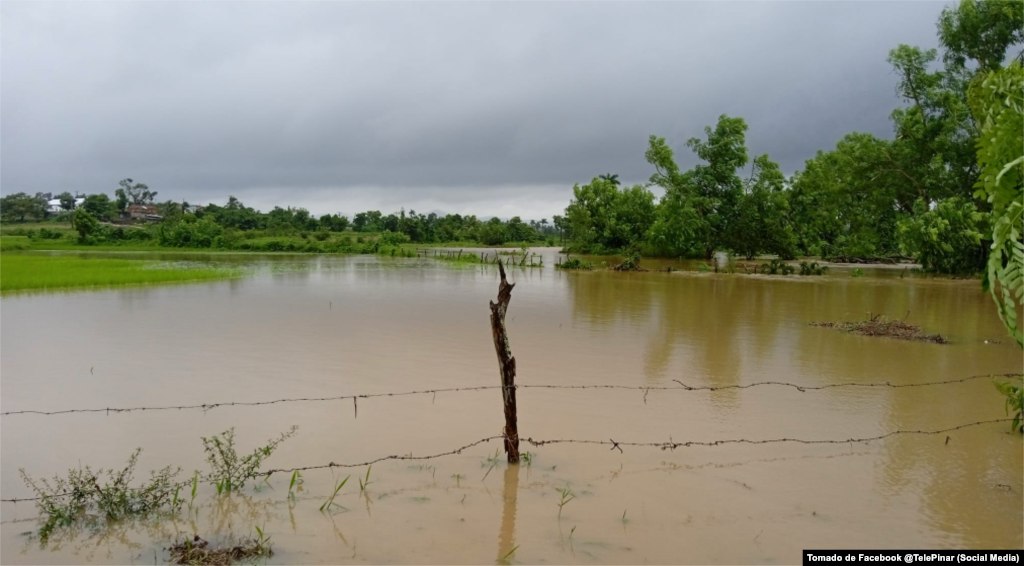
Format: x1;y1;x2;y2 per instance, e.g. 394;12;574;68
489;261;519;463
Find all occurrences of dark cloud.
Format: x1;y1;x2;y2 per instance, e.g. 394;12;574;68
1;1;949;217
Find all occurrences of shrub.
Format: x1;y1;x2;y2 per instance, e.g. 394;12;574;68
158;218;223;248
897;198;989;275
202;426;298;493
799;261;829;276
379;230;411;246
760;258;795;275
20;448;183;541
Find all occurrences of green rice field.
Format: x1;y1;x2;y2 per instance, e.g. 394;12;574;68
0;254;241;293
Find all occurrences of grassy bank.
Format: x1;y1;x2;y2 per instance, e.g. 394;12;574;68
0;254;242;293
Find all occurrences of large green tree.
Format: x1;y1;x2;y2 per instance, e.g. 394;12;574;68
727;155;797;260
0;192;47;222
564;177;655;253
647;115;749;260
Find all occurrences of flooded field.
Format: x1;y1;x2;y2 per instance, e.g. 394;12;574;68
2;249;1021;564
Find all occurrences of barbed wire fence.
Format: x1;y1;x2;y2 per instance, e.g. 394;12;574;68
1;416;1015;503
2;372;1018;417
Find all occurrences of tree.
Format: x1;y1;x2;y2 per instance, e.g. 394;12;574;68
0;192;47;222
939;0;1024;74
897;197;989;274
647;115;749;259
970;59;1023;346
727;155;797;260
118;179;157;205
789;133;908;259
552;215;566;244
598;173;620;186
114;188;129;212
81;194;114;221
57;192;77;211
564;177;655;252
72;208;100;243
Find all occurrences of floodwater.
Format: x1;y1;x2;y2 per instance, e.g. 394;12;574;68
1;249;1021;564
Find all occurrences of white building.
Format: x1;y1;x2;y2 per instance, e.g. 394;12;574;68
46;197;85;214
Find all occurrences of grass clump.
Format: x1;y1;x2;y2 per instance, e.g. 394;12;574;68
167;531;273;566
558;257;593;270
202;426;298;494
19;448;183;541
851;268;865;278
0;254;240;293
810;314;948;344
0;236;32;251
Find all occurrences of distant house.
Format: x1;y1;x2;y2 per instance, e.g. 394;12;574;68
46;198;84;214
123;204;162;221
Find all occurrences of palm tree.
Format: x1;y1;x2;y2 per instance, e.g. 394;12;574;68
598;173;620;186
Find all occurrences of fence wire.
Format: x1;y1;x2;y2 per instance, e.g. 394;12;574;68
2;372;1018;417
2;418;1011;503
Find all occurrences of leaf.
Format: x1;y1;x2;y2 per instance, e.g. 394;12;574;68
995;154;1024;185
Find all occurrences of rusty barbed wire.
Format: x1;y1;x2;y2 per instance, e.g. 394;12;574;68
1;419;1013;503
1;373;1018;417
523;418;1014;450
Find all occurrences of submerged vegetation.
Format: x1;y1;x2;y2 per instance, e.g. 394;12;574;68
20;427;298;541
811;314;949;344
167;533;273;566
0;254;241;293
20;449;184;541
557;257;593;270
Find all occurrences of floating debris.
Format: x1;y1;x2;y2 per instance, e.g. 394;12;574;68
810;314;948;344
167;535;272;566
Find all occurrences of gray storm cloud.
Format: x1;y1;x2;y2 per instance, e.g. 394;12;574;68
1;1;949;218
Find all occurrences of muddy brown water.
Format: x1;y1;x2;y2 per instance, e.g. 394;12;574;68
1;249;1021;564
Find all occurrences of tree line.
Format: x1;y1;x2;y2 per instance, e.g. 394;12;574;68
561;0;1021;275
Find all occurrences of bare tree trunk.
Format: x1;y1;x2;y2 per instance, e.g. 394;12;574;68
489;261;519;463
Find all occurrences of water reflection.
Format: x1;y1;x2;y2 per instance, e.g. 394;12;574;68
497;464;519;563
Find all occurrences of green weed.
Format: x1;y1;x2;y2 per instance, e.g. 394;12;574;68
319;476;350;512
555;486;576;518
201;426;298;494
20;448;182;541
358;465;374;493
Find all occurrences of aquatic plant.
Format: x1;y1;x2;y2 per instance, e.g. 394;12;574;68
288;471;303;500
20;448;183;541
499;545;520;564
358;465;374;493
202;426;298;494
319;476;350;512
558;257;593;270
759;258;795;275
799;261;829;276
852;268;865;278
555;486;576;518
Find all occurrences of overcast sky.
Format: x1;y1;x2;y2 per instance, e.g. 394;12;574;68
1;1;951;219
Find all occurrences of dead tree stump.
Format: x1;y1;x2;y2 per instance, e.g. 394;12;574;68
489;261;519;463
